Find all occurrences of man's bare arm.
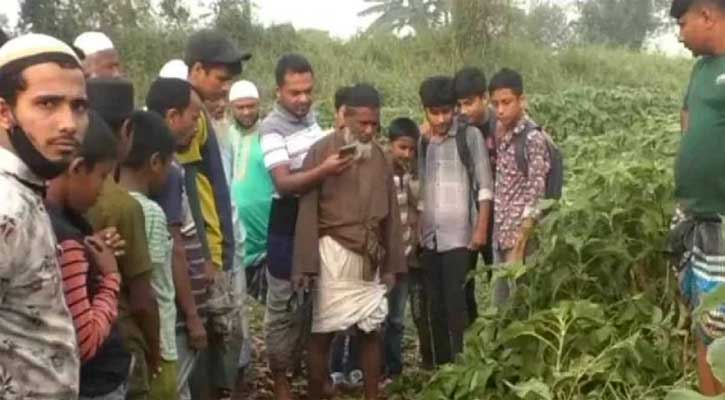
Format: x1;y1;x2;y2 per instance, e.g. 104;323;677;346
270;154;351;196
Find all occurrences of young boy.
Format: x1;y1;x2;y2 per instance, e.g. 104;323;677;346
418;76;493;366
671;0;725;394
488;69;551;305
118;111;178;400
46;112;133;399
383;117;431;381
454;67;497;322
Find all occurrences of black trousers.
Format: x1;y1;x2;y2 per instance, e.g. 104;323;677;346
422;247;476;365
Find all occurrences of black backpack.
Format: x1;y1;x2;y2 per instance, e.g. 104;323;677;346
420;119;480;210
514;120;564;200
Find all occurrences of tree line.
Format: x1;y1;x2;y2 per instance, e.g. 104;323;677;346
6;0;672;51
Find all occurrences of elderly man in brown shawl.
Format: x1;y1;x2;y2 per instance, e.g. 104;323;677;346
293;84;406;400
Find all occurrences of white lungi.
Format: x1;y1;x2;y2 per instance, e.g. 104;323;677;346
311;236;388;333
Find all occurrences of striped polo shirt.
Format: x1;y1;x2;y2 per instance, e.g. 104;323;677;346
259;103;328;197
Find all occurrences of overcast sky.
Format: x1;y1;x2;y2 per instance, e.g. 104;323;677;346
3;0;687;56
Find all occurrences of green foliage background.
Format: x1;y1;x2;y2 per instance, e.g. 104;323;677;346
10;0;704;397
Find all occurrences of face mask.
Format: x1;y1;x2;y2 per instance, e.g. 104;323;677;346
8;125;69;180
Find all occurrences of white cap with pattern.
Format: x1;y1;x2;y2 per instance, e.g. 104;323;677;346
0;33;81;70
73;31;114;57
158;59;188;80
229;80;259;102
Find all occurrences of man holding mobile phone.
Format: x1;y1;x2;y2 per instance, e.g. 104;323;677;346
293;84;406;400
259;54;352;400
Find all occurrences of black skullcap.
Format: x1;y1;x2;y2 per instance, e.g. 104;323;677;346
87;78;134;126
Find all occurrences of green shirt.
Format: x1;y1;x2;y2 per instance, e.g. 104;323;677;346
229;124;274;268
86;179;152;321
675;56;725;217
129;192;176;361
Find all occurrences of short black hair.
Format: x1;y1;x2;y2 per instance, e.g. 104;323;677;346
275;53;313;86
0;53;81;106
146;78;192;118
388;117;420;143
334;86;351;111
419;76;455;108
344;84;381;110
671;0;725;18
489;68;524;96
123;111;175;169
79;111;119;168
454;67;487;100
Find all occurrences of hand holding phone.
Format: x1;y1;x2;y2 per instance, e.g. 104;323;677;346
338;144;357;159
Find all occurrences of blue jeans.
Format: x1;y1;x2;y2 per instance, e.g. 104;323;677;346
384;275;409;376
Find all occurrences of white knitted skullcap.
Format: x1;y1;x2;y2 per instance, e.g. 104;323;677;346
73;31;114;57
0;33;81;70
158;59;188;80
229;80;259;102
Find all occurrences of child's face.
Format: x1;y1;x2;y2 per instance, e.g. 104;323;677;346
391;136;416;171
66;159;115;213
148;154;173;196
491;89;525;131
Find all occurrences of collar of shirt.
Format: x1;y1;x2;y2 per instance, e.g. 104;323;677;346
500;115;531;146
430;118;462;144
273;102;316;127
0;145;46;193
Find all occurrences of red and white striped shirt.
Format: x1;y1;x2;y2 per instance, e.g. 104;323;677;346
58;239;121;362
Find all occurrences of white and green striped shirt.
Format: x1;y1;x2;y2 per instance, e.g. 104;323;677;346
130;192;177;361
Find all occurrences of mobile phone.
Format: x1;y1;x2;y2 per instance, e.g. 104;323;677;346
339;144;357;158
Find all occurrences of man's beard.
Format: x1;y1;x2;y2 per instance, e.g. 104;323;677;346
343;129;373;160
235;115;259;131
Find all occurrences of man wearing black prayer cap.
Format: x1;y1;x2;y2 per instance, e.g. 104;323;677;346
293;84;406;400
85;78;162;400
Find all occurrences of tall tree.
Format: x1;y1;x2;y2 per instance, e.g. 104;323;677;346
359;0;450;34
451;0;519;51
575;0;668;49
18;0;152;42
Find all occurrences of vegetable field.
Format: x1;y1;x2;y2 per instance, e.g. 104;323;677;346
388;87;691;400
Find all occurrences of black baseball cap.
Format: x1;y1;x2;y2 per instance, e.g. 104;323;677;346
185;30;251;70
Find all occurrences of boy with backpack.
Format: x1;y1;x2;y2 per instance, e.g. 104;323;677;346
489;68;558;304
418;76;494;365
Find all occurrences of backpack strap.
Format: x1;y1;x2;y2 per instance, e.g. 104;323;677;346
455;120;478;194
514;120;541;178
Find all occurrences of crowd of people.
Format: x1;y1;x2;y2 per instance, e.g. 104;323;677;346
1;0;724;398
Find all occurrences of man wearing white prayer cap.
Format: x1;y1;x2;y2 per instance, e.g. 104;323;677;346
226;80;270;391
158;59;188;80
0;33;88;398
73;31;122;78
